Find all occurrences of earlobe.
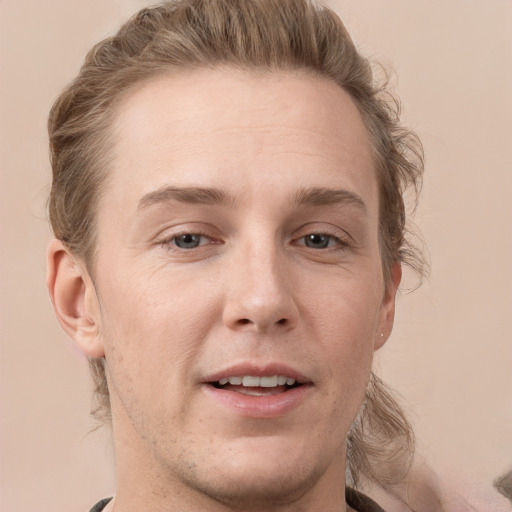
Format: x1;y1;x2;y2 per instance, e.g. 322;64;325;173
374;261;402;351
47;239;105;358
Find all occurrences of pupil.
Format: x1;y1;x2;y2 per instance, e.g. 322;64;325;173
175;234;201;249
305;234;329;249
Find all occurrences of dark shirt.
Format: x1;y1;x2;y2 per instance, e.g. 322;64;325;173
89;497;113;512
346;488;386;512
89;489;386;512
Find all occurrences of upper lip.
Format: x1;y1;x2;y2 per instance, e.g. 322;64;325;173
203;362;310;384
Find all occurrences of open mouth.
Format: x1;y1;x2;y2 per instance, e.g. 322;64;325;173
210;375;302;396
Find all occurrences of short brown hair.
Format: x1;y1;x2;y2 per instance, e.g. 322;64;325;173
48;0;423;492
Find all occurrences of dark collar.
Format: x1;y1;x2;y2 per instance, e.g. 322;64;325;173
89;490;386;512
346;487;387;512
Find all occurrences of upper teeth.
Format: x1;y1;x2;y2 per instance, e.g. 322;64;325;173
218;375;296;387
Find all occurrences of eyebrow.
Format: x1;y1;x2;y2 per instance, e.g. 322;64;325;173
137;185;235;211
293;187;367;211
137;185;366;212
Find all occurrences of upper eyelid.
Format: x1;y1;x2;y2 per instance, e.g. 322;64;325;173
292;224;353;241
154;223;218;241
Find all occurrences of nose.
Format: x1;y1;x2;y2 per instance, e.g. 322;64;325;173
222;242;299;333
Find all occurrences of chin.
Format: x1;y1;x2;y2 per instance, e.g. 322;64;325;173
186;458;325;509
175;436;340;509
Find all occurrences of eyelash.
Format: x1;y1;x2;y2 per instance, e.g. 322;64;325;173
157;230;349;252
158;231;218;250
294;232;349;250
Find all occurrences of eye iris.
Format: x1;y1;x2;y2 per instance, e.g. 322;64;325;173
305;234;330;249
174;234;201;249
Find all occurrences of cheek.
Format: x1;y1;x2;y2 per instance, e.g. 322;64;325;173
96;267;220;405
304;272;382;403
99;258;219;340
320;318;375;436
305;270;383;345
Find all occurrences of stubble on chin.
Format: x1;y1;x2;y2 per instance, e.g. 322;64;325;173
164;450;341;511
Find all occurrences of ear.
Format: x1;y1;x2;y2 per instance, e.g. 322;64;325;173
47;239;104;358
374;261;402;351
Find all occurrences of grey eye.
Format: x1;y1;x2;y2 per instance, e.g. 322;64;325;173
304;234;331;249
173;234;203;249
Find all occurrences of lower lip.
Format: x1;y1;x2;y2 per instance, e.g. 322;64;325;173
202;384;311;418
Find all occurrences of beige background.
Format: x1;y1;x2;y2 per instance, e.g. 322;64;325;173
1;1;511;511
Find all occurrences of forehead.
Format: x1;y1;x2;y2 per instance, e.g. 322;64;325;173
105;67;376;212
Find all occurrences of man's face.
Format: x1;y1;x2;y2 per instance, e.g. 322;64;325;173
88;69;398;506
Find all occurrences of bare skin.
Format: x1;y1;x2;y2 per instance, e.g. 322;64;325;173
48;68;400;512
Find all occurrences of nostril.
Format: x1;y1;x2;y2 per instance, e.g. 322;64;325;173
235;318;288;327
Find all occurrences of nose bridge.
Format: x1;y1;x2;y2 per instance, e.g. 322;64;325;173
222;232;298;332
